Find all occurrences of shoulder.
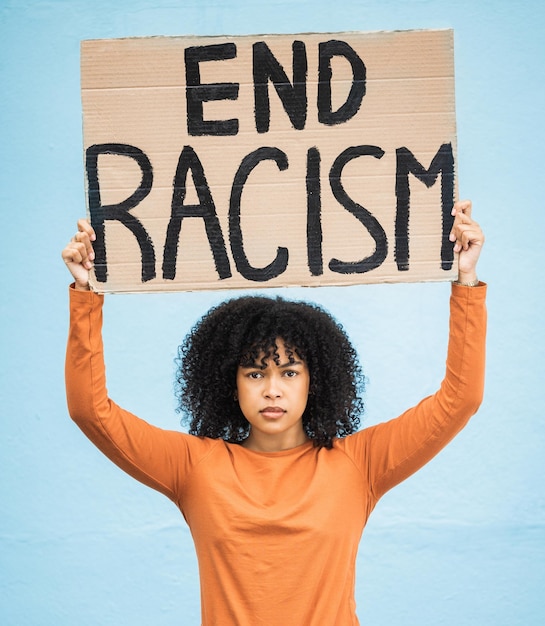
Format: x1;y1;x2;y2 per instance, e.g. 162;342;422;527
332;428;373;458
171;432;231;479
178;431;226;455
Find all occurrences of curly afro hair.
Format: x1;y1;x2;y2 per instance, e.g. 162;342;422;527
175;295;364;449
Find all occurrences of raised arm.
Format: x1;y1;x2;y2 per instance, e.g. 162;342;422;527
61;221;197;502
340;200;487;500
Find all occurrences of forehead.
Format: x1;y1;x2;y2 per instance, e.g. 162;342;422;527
240;338;303;367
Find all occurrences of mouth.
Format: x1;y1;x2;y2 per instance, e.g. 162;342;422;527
260;407;286;419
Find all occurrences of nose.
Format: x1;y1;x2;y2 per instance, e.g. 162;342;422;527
264;374;282;399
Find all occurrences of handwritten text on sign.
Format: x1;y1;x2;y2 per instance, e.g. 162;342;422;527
81;30;457;292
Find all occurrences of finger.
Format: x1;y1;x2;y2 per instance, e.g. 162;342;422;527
64;240;94;269
62;243;84;266
451;199;472;219
459;230;473;252
449;202;475;242
452;223;483;252
73;225;95;262
76;218;96;240
72;233;94;263
65;242;86;262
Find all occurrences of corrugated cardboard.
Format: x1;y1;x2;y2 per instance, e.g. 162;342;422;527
81;29;458;293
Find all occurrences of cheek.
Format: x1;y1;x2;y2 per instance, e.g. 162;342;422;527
235;370;245;396
235;378;254;408
302;378;311;408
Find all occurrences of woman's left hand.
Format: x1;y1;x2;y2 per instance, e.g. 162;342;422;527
449;200;485;283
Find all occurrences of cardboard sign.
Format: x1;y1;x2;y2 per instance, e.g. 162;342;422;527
81;29;458;293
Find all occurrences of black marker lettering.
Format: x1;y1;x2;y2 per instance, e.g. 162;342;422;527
185;43;239;136
395;143;455;271
306;147;323;276
229;147;289;281
163;146;231;280
85;143;156;283
328;145;387;274
253;40;308;133
318;40;366;126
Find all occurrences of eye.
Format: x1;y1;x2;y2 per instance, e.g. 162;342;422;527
247;371;264;380
283;370;298;378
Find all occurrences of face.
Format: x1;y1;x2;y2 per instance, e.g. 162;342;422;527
236;339;310;451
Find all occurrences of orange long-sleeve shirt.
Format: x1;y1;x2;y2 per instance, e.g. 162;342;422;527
65;284;486;625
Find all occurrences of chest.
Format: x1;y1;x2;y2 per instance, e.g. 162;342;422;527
179;445;371;548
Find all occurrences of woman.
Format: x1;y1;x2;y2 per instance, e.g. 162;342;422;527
62;200;486;625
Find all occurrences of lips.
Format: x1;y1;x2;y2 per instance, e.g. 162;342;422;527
260;407;286;419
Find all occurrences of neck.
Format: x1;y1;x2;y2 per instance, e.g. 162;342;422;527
242;429;310;452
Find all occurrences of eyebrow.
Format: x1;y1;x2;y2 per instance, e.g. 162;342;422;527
240;359;304;370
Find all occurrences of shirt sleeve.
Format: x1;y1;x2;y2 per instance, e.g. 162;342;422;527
64;286;209;503
338;282;487;502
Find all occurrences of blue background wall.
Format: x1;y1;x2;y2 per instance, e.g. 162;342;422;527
1;1;544;624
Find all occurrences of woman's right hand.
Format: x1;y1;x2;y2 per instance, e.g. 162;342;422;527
61;219;96;291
